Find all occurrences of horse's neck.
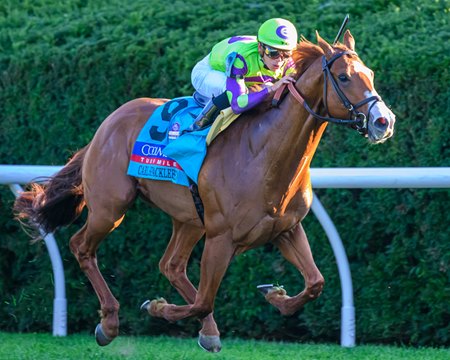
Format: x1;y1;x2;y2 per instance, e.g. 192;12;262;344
202;58;327;215
263;59;327;185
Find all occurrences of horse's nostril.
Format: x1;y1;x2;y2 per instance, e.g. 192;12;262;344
375;117;388;128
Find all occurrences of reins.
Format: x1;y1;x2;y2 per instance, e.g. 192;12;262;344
272;51;382;136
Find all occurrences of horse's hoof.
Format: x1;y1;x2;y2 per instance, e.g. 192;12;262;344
140;299;151;313
257;283;275;295
198;333;222;353
257;283;285;295
95;323;113;346
148;297;168;317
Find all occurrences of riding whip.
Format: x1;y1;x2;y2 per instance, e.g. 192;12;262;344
333;14;350;45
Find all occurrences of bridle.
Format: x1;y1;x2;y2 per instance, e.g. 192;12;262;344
273;50;382;136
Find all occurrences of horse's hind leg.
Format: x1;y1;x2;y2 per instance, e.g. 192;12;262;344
69;193;134;345
143;219;222;352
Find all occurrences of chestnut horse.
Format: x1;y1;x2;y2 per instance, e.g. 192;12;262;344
15;31;395;352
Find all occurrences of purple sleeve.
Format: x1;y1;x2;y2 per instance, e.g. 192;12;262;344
226;55;270;114
226;77;270;114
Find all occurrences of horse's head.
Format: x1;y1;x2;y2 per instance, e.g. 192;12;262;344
316;30;396;144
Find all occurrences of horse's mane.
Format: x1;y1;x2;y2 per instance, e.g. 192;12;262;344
292;37;352;77
292;36;325;76
248;37;348;112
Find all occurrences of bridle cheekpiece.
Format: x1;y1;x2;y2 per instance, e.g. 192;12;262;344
273;50;382;137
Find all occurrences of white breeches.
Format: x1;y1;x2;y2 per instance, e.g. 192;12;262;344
191;55;227;100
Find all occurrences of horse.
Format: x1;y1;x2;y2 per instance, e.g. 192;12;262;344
14;30;395;352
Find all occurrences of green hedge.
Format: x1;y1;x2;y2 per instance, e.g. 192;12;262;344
0;0;448;346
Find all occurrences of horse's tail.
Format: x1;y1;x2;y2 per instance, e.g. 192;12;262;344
14;144;90;239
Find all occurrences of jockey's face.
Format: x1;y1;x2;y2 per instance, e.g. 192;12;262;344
259;43;292;71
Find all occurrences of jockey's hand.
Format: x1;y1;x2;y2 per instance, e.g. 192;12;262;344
268;75;295;93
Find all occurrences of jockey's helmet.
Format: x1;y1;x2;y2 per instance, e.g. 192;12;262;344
257;18;298;51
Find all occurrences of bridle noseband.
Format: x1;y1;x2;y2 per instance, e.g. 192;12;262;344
273;50;382;136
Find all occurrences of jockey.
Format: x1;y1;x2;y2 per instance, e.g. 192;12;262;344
189;18;298;131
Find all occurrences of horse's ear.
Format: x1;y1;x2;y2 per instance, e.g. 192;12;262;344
343;30;355;51
316;31;333;57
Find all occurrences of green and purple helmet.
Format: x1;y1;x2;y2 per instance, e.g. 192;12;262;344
257;18;298;51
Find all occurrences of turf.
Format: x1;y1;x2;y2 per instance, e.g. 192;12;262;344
0;332;448;359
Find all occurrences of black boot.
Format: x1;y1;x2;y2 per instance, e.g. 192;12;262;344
188;92;230;132
190;100;220;131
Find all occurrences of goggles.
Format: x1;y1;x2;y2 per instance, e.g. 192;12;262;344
261;43;292;60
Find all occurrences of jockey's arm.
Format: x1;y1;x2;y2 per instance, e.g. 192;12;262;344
225;55;296;114
225;77;269;114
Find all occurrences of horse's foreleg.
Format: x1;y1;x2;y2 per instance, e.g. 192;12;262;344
69;214;124;345
149;234;235;324
151;220;221;351
264;223;324;315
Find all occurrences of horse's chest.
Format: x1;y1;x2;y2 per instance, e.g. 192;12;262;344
269;183;313;219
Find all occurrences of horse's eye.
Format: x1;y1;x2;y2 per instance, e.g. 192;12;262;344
338;74;349;82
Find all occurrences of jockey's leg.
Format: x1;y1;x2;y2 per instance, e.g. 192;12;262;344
191;55;226;99
189;92;230;131
189;54;230;131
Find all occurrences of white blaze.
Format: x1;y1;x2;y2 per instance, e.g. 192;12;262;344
351;60;395;123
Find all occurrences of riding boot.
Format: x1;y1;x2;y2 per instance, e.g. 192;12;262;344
188;92;230;132
190;100;220;131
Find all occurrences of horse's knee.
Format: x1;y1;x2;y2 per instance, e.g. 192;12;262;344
159;257;186;284
192;300;213;319
307;276;325;299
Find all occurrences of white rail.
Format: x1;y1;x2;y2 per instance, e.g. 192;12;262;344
311;167;450;188
2;165;449;188
1;165;449;346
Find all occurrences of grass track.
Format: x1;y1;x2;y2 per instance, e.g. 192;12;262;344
0;332;448;359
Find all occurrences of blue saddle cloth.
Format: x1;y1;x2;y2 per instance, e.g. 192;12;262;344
127;96;209;186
